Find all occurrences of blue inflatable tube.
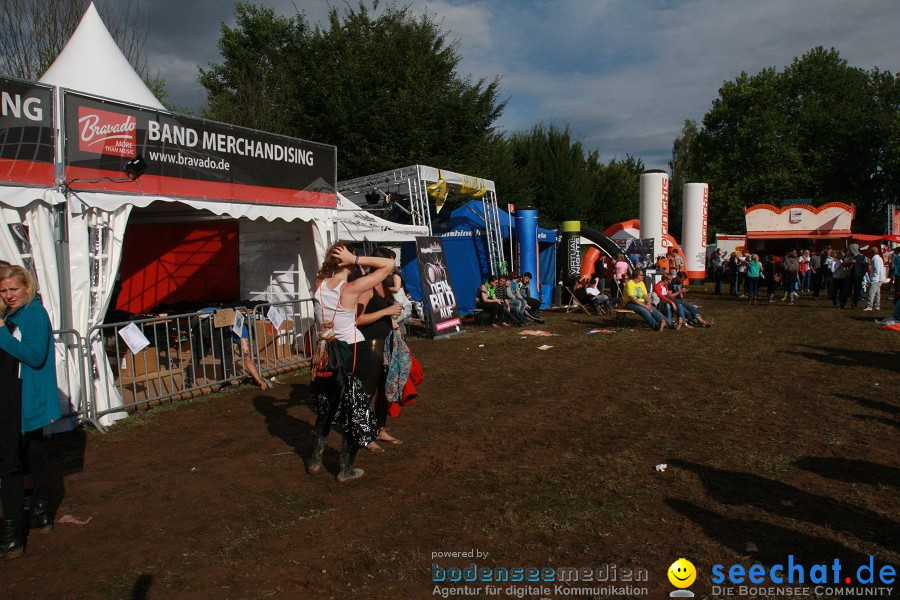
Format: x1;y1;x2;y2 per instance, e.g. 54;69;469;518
515;208;539;299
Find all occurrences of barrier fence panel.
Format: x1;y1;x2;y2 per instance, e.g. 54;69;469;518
249;298;316;378
89;309;246;421
53;329;90;424
86;302;315;423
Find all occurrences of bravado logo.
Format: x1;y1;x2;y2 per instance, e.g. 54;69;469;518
78;107;137;158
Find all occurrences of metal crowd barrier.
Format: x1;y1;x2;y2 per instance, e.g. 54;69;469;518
249;298;317;377
85;302;315;425
52;329;91;426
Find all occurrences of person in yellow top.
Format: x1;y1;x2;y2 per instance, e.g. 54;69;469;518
623;269;669;331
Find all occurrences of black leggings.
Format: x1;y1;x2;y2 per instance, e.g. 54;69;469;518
1;430;52;520
354;339;389;429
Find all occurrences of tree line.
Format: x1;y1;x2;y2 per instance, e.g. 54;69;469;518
2;1;897;234
199;5;900;234
198;2;643;230
671;47;898;235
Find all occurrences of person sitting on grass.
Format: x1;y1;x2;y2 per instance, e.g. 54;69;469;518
670;272;714;327
517;272;544;322
623;268;668;331
476;275;506;327
656;253;670;276
504;272;528;323
671;249;685;276
653;274;684;329
497;275;525;325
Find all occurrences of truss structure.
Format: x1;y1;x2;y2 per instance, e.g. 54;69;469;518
337;165;506;275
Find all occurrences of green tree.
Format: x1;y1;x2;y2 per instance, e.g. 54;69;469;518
201;1;506;180
669;119;699;236
478;124;641;230
676;47;899;233
588;155;643;229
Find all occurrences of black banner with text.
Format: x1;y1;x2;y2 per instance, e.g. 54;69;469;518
63;92;336;207
0;76;55;186
415;236;463;338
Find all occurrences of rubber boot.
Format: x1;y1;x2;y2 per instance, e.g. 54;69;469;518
30;500;53;534
306;433;327;475
336;437;364;483
0;518;25;559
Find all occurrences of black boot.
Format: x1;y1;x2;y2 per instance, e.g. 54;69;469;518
30;500;53;534
0;518;25;559
306;433;327;475
336;437;363;483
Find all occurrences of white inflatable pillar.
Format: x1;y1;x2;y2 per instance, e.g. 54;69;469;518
639;170;669;261
682;182;709;280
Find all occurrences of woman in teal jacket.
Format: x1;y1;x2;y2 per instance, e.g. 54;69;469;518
0;264;59;557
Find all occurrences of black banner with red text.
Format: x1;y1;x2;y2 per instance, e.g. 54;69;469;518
0;76;55;186
64;92;336;207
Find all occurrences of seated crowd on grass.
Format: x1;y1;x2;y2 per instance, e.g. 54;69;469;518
475;272;544;327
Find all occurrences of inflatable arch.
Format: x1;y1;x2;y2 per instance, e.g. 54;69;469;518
578;221;687;281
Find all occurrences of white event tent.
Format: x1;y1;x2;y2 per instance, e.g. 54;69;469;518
0;3;420;428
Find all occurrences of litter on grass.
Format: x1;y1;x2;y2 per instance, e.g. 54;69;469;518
58;515;92;526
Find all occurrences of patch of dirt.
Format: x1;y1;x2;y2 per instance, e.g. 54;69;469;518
2;289;898;599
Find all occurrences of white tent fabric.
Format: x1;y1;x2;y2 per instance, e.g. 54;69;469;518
72;191;336;224
239;219;329;302
38;2;165;110
0;186;64;210
67;204;132;426
335;193;428;242
0;189;66;327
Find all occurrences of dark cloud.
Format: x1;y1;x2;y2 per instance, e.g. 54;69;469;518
126;0;899;165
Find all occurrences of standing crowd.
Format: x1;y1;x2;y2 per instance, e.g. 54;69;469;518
709;243;900;311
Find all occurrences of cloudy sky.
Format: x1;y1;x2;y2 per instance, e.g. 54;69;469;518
132;0;899;170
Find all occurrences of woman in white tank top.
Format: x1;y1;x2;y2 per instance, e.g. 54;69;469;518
308;242;395;483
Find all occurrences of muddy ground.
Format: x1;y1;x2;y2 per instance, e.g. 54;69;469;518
2;288;898;600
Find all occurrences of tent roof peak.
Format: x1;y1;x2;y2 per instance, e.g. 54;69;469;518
39;2;165;110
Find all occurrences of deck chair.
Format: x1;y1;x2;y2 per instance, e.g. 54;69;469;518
564;287;592;315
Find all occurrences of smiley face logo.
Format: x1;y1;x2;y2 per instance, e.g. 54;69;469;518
667;558;697;588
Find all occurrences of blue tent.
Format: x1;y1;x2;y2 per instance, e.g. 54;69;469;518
401;201;557;313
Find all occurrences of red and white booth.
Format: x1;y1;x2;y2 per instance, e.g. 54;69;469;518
744;202;855;250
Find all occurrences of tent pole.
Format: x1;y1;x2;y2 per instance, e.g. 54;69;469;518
54;200;73;331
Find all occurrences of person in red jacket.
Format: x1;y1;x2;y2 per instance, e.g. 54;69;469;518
653;274;684;330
